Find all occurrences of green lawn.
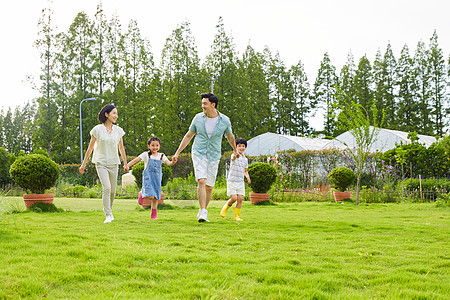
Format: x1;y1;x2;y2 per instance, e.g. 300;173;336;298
0;197;449;299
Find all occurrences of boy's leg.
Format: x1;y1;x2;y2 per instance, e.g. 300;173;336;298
236;194;243;209
220;194;236;217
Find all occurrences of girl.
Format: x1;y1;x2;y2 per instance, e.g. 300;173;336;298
127;137;176;219
80;104;129;223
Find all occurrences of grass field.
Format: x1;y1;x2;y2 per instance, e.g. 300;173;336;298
0;197;449;299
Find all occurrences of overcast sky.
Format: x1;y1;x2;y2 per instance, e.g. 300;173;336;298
1;0;449;129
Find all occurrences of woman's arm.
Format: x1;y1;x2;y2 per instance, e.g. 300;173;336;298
79;135;96;174
118;137;129;172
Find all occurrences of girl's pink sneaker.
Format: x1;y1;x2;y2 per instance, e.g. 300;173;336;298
138;191;143;205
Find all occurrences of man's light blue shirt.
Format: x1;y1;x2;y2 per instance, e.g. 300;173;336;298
189;111;232;161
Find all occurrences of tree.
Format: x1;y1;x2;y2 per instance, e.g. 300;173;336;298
314;52;337;137
396;44;418;132
235;45;273;138
204;17;239;118
412;40;433;135
289;60;313;135
160;21;206;154
428;31;447;136
334;92;384;205
353;55;373;115
373;44;397;128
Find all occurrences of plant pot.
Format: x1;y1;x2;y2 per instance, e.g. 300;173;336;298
333;191;352;202
142;193;165;209
249;193;270;204
23;193;54;209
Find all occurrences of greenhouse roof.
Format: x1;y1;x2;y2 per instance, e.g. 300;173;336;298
245;128;437;156
322;127;437;152
246;132;330;156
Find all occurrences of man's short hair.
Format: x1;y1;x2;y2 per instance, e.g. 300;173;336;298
201;93;218;109
235;138;247;147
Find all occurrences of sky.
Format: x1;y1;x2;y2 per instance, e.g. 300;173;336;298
1;0;449;130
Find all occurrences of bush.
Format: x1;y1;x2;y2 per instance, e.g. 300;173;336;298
328;167;356;192
9;154;59;194
73;185;87;197
0;147;14;186
131;161;172;189
248;162;277;193
399;177;450;200
59;163;97;186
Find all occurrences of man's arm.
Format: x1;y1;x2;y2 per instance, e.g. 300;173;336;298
225;133;239;158
172;130;196;163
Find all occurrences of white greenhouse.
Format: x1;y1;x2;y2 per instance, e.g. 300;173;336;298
245;128;437;157
322;127;437;152
245;132;331;156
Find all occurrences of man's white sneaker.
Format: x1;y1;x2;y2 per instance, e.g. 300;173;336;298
104;216;112;223
198;209;209;222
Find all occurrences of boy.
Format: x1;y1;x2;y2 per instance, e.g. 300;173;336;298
220;138;251;221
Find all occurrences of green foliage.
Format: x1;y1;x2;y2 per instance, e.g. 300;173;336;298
161;163;172;187
398;177;450;200
0;147;14;186
29;202;64;213
59;163;97;186
131;161;145;189
378;139;449;179
248;162;277;193
328;167;356;192
9;154;59;194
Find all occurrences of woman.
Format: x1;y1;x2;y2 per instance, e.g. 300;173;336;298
79;104;129;223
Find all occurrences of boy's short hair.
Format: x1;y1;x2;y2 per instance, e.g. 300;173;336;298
235;138;247;147
147;137;161;145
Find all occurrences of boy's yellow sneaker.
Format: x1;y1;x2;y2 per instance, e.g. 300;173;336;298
220;203;231;217
233;207;243;221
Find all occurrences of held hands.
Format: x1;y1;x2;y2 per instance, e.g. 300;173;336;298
172;154;178;164
123;164;129;173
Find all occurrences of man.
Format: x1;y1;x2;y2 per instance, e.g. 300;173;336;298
172;93;239;222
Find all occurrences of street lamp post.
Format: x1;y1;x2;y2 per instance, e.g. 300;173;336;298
80;97;96;164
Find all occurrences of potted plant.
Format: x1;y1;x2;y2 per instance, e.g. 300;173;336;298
247;162;277;204
132;161;172;207
328;166;356;202
9;154;60;209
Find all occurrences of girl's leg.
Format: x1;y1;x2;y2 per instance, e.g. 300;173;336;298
151;197;158;219
96;164;113;220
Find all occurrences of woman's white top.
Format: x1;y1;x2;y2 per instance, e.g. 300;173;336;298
90;124;125;165
138;152;168;169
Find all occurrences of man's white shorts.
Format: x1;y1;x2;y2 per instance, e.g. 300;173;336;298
192;154;220;187
227;180;245;196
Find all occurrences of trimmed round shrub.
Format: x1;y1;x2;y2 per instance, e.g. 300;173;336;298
328;167;356;192
131;161;172;189
9;154;60;194
248;162;277;194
